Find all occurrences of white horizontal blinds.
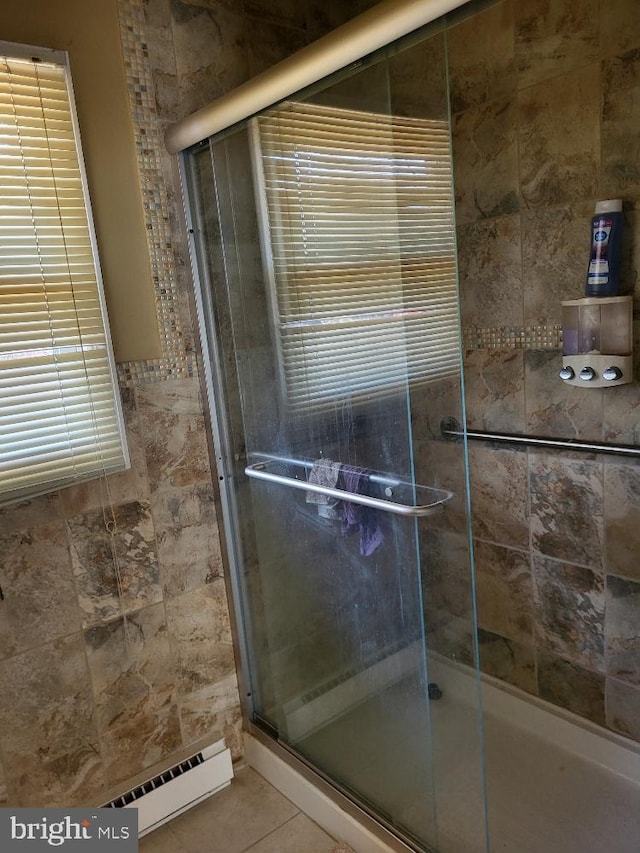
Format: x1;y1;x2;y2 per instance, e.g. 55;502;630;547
256;101;459;412
0;53;128;504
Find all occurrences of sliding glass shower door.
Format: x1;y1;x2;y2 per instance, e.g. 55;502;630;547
184;21;487;853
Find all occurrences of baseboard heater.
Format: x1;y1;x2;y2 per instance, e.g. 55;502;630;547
104;740;233;837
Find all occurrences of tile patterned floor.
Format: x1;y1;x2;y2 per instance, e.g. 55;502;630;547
139;765;351;853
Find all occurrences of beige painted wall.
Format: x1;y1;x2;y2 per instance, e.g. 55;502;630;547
0;0;161;362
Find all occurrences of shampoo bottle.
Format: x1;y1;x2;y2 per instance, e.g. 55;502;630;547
585;199;623;297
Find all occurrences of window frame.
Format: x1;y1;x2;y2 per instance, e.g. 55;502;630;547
0;40;129;506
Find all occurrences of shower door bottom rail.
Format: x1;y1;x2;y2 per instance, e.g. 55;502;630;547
244;454;452;517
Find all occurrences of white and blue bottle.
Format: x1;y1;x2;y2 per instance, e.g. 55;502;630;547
585;199;623;297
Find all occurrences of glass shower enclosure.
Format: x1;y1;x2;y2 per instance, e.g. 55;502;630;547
182;20;487;853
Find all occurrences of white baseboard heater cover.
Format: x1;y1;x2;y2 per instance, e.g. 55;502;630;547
104;741;233;837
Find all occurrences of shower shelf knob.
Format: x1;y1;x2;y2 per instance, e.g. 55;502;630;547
603;366;623;381
579;366;596;381
559;366;575;381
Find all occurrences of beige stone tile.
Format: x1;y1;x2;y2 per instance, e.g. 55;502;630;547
388;30;448;120
518;64;600;208
171;4;249;118
477;629;537;694
475;541;533;643
606;677;640;742
529;451;604;568
453;98;519;225
410;373;464;441
61;388;150;518
602;50;640;197
167;580;237;697
303;62;394;117
243;0;307;31
537;650;605;725
532;555;605;671
101;703;182;790
136;379;211;494
178;672;243;759
0;490;64;536
171;0;238;12
416;440;471;536
10;744;105;808
68;500;162;628
422;529;474;623
515;0;599;89
604;461;640;582
246;813;335;853
463;349;525;433
151;482;224;598
605;575;640;685
469;445;529;549
142;0;177;73
600;0;640;56
153;66;182;123
422;528;476;668
84;603;175;733
447;0;515;113
427;615;476;667
167;766;298;853
246;18;309;79
521;202;594;328
457;214;523;329
0;522;81;657
305;0;377;40
0;635;101;802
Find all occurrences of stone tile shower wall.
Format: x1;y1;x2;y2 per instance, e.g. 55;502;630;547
443;0;640;741
0;0;370;809
134;0;640;759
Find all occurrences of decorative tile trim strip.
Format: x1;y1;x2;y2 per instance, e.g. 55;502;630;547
116;0;197;386
463;324;563;351
117;356;196;386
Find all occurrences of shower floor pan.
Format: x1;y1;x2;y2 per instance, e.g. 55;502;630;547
291;656;640;853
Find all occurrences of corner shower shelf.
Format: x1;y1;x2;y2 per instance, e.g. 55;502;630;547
244;453;453;517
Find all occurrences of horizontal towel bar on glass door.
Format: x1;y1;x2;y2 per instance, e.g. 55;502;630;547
441;417;640;459
244;455;453;517
248;451;402;487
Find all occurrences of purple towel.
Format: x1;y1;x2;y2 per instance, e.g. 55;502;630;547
338;466;384;557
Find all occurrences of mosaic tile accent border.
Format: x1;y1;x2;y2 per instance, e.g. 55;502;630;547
463;324;563;351
116;0;197;386
117;356;196;385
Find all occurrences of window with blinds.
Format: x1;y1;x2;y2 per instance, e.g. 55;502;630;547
252;101;460;413
0;43;128;506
